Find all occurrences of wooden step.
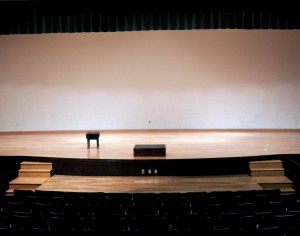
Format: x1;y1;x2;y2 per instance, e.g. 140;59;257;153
9;177;49;185
280;187;296;195
250;168;285;176
20;161;52;170
9;177;49;190
9;184;41;190
253;176;294;189
258;182;294;189
249;159;283;169
5;188;14;195
6;161;53;195
18;169;52;178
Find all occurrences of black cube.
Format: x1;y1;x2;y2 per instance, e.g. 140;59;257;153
134;144;166;157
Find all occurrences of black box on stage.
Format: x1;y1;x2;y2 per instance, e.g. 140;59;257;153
134;144;166;157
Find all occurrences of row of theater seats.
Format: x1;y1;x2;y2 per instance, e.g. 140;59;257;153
1;189;300;235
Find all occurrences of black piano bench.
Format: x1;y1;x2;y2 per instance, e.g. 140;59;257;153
86;132;100;148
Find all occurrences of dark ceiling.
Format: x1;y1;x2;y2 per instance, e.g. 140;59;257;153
0;0;298;15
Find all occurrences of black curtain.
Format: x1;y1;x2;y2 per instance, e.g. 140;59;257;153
0;2;299;34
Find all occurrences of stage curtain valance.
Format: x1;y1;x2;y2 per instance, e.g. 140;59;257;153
0;3;299;34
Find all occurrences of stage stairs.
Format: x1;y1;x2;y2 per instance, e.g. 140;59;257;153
250;159;295;194
6;161;52;195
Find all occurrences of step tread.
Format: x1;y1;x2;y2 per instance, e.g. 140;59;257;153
5;189;14;194
9;177;50;185
19;169;52;172
20;162;52;169
253;176;292;183
280;187;296;192
21;161;52;165
250;167;284;171
19;167;52;171
250;160;282;164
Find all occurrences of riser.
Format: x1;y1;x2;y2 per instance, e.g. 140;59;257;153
251;170;285;177
259;183;293;189
249;163;283;169
18;172;51;178
6;188;37;195
20;161;53;170
20;165;53;170
9;184;40;189
249;160;282;169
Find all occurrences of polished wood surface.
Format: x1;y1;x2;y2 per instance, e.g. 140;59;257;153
1;129;300;160
36;174;263;193
2;130;298;194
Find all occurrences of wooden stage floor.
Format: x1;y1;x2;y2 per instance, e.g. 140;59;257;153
1;129;300;160
36;174;263;193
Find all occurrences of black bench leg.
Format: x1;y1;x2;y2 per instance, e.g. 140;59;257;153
87;139;90;148
97;139;99;148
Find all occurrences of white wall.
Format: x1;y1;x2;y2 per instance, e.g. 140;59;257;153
0;30;299;131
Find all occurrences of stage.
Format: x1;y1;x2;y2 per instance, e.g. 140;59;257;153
1;129;300;193
1;129;300;160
